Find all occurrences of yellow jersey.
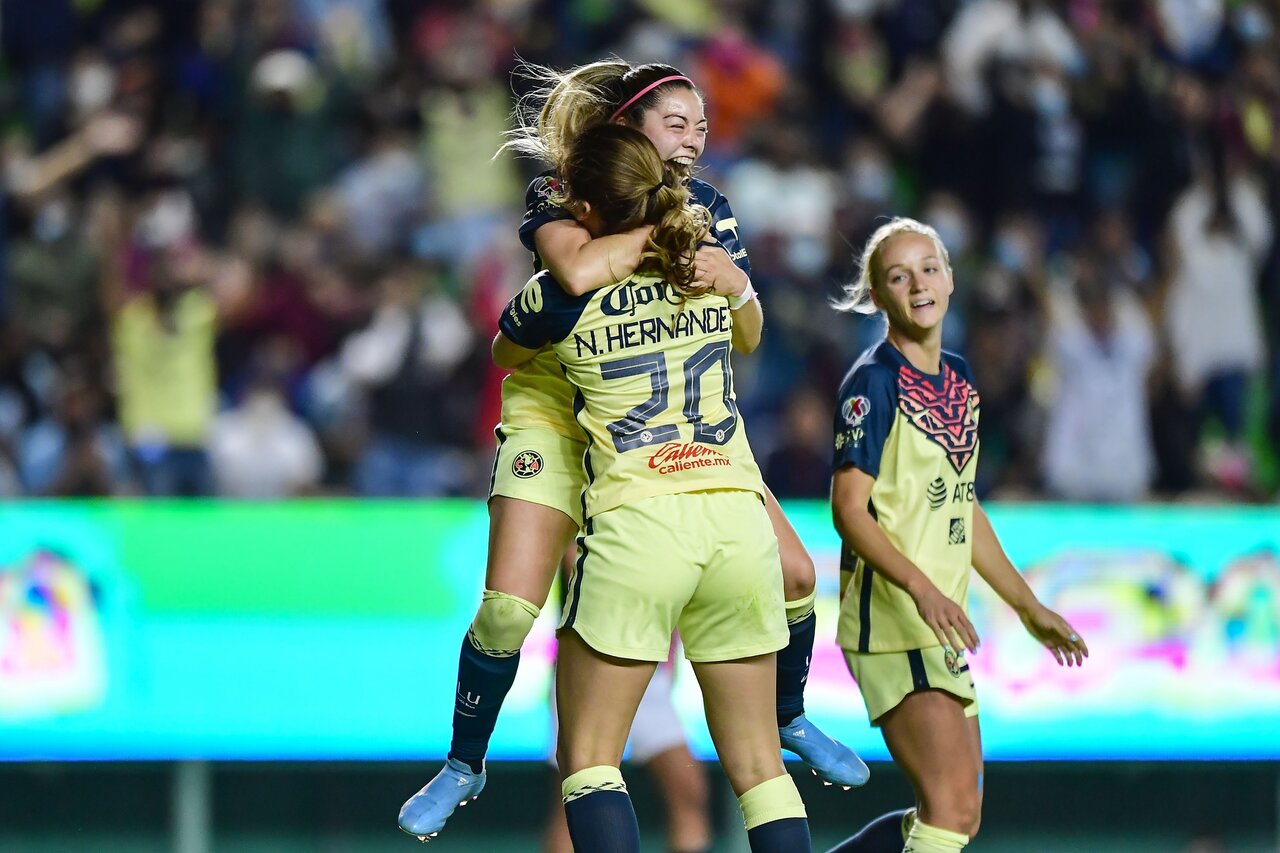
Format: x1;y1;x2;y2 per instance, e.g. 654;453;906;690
112;290;217;447
500;271;764;519
500;172;755;440
831;340;982;653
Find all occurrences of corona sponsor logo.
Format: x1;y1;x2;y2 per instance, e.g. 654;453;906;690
647;441;732;475
600;279;681;318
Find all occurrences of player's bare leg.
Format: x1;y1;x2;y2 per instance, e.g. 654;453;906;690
645;744;713;853
692;653;811;850
767;486;870;789
879;690;982;842
399;497;577;841
556;629;656;851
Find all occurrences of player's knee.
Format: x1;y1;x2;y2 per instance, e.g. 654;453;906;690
469;590;540;656
780;548;816;600
920;785;980;836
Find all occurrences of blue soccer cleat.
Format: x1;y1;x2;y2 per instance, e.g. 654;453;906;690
398;757;487;842
779;714;870;790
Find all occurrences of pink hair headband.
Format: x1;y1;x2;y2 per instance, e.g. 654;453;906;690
609;75;694;122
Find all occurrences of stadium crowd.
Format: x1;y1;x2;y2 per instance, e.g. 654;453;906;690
0;0;1277;501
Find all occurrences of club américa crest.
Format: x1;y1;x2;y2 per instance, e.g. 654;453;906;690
512;450;544;479
944;647;963;677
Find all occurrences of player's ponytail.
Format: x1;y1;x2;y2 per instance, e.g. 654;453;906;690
558;124;709;295
498;58;630;169
834;217;952;314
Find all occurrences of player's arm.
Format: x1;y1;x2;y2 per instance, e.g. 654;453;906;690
692;243;760;353
491;332;539;370
971;501;1087;666
832;466;979;653
534;220;653;296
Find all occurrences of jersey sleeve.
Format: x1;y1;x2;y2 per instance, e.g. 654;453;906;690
518;172;574;253
498;272;584;349
701;185;752;280
832;364;897;478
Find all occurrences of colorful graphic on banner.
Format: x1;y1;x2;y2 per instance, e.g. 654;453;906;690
0;502;1275;761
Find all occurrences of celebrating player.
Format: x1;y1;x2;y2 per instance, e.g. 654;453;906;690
399;60;865;843
825;218;1088;853
493;122;811;852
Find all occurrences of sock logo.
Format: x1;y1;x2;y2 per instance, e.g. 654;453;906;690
512;450;544;479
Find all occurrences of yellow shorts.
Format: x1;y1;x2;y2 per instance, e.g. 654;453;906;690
843;645;979;725
561;490;786;663
488;426;587;528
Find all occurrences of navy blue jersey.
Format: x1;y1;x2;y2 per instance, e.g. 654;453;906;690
518;169;753;281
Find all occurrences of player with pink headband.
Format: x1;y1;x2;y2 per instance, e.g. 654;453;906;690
398;60;868;844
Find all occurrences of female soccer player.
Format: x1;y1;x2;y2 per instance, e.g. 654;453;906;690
399;60;865;842
824;218;1088;853
496;121;810;852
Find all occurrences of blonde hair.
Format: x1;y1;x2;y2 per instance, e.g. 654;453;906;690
833;217;952;314
498;59;628;170
498;59;700;176
558;124;709;293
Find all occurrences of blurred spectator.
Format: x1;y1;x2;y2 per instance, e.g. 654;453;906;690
6;192;101;355
209;350;323;498
941;0;1080;117
231;50;346;218
105;193;221;497
1160;139;1272;491
339;261;475;497
17;368;131;497
763;386;832;499
0;0;1275;500
1040;258;1156;501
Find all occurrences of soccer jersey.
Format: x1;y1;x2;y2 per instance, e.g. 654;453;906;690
500;171;753;439
500;270;764;519
831;340;982;653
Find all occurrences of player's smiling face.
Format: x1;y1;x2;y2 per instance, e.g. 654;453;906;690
872;232;953;337
633;87;707;170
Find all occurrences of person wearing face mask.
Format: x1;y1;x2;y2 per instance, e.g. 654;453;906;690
825;219;1087;853
398;59;868;844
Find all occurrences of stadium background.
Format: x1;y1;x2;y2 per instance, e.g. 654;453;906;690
0;0;1278;851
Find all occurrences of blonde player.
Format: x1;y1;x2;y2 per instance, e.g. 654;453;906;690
400;60;865;844
825;219;1088;853
494;123;810;851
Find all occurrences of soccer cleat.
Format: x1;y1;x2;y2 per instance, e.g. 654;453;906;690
398;757;487;840
780;714;870;789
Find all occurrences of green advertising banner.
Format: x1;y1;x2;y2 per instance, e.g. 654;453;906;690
0;501;1277;761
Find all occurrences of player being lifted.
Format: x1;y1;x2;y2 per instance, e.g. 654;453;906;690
399;60;865;843
825;218;1088;853
495;121;811;853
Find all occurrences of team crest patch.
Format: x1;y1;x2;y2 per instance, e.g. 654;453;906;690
536;176;562;200
512;450;544;479
897;364;980;473
842;395;871;426
945;647;963;677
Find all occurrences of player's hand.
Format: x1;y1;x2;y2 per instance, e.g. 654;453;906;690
911;583;979;654
1019;604;1088;667
691;244;747;299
